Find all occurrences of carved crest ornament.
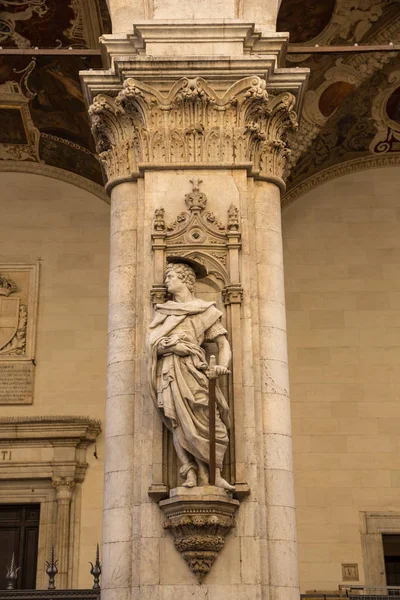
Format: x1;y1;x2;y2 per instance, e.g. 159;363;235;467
88;76;298;188
0;274;27;356
0;264;39;405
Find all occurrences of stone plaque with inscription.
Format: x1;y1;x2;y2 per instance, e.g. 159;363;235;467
0;264;39;404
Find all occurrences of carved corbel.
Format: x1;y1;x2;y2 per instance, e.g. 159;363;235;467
160;489;239;582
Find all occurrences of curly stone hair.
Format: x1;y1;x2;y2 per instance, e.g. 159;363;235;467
166;263;196;293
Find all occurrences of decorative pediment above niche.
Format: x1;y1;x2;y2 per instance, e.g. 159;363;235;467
151;178;242;303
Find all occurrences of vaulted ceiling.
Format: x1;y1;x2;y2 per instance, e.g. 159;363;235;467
0;0;110;186
0;0;399;199
277;0;400;205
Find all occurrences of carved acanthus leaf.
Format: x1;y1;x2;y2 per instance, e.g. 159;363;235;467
88;76;298;184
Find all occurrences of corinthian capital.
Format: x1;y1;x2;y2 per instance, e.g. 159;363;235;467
88;76;298;189
52;477;75;501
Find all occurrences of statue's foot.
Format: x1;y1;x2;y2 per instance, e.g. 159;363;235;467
182;468;197;488
215;471;235;492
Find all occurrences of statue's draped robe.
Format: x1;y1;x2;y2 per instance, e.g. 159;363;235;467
149;299;230;468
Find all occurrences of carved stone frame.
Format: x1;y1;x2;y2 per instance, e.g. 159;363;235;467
0;417;101;589
0;480;56;590
0;263;39;405
359;511;400;586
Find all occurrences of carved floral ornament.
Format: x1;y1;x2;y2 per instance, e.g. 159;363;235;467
88;76;298;187
370;70;400;154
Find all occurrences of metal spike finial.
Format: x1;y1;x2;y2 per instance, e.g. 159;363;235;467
45;544;58;590
89;543;101;590
6;552;20;590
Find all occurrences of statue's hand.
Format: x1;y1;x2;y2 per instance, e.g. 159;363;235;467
158;336;190;357
171;343;191;356
214;365;231;377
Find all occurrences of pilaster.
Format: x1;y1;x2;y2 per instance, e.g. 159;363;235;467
52;477;75;590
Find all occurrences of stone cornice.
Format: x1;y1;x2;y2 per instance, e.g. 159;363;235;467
81;57;308;106
282;153;400;209
98;23;291;68
0;415;102;442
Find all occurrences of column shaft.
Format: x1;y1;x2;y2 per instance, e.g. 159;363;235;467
254;180;299;600
102;181;138;600
55;500;71;589
52;479;74;589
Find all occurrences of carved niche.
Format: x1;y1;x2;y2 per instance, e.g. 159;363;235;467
0;264;39;405
150;179;245;581
150;178;249;502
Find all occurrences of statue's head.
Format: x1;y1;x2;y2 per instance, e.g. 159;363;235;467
165;257;207;297
165;263;196;294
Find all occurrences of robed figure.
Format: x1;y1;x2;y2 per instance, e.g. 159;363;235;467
148;257;234;490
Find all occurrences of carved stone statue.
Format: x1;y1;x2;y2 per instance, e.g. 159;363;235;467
149;256;234;490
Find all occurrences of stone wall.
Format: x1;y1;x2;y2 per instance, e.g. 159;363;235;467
283;166;400;592
0;172;109;588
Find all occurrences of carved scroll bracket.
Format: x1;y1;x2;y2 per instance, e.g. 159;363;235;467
87;76;298;191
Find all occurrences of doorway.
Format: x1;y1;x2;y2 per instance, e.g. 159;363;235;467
383;534;400;586
0;504;40;590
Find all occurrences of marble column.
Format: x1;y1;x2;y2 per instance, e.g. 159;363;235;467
254;181;298;600
102;181;138;600
52;478;75;589
81;17;308;600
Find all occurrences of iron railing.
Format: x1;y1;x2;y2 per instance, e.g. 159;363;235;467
0;592;100;600
301;587;400;599
1;546;101;599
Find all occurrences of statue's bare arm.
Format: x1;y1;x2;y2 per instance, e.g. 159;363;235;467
214;334;232;376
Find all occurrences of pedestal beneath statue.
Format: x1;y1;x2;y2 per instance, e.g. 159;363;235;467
161;487;239;582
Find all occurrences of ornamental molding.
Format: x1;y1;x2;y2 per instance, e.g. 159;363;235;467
151;177;242;298
0;81;40;162
286;0;397;54
0;415;101;441
282;153;400;209
370;70;400;153
88;76;298;188
0;416;101;484
287;51;398;175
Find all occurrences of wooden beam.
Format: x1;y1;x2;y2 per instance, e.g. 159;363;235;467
0;49;101;56
288;44;400;54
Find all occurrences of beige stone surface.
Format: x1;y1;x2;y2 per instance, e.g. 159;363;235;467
0;172;109;588
283;166;400;592
105;0;282;32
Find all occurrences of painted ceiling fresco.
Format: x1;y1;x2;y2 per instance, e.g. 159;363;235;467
277;0;400;202
0;0;111;49
0;0;399;195
277;0;399;45
287;52;400;188
0;0;110;186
